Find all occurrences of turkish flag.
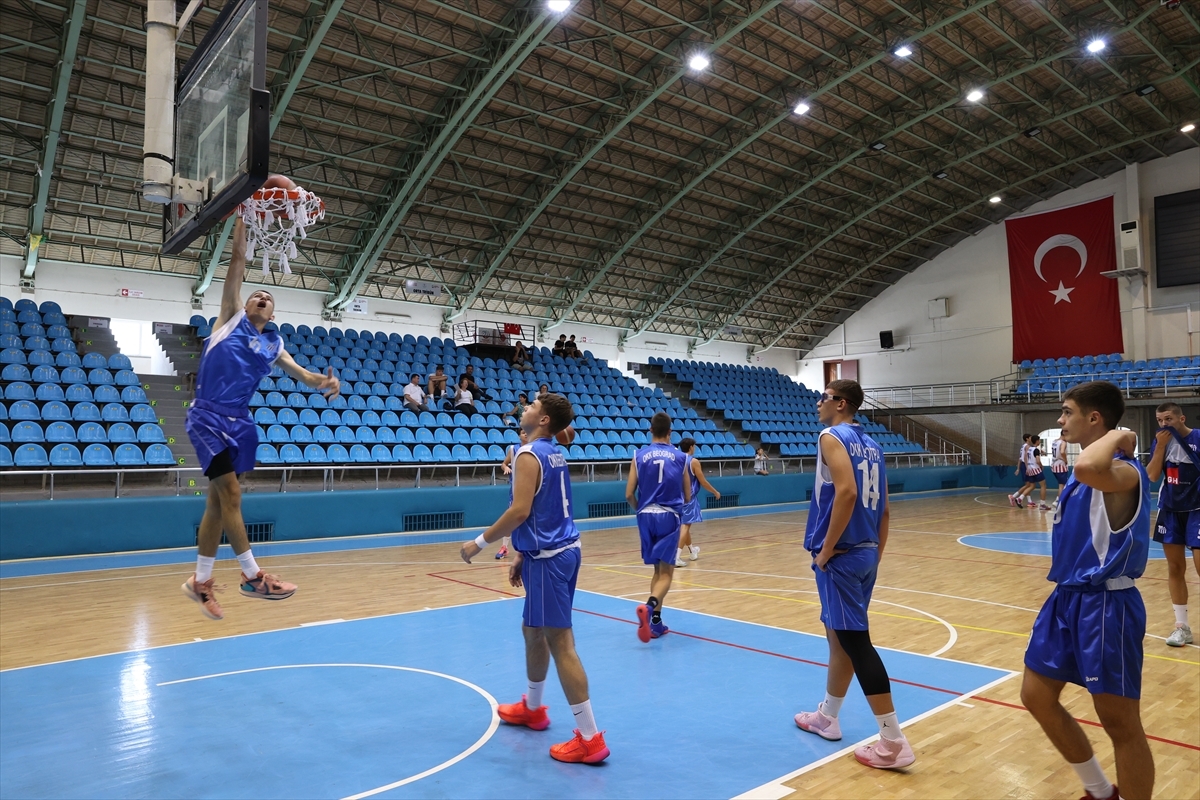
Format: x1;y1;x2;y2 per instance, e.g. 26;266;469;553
1005;196;1123;362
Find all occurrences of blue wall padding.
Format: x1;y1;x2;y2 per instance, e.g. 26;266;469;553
0;465;1064;560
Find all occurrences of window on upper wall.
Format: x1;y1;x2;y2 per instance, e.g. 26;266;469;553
1154;188;1200;288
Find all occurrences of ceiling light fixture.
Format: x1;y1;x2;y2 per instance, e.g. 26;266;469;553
1086;38;1106;53
1134;84;1155;96
894;44;913;58
546;0;571;12
869;141;887;151
793;101;811;116
933;170;948;179
1182;123;1197;133
966;89;984;103
687;52;711;72
989;195;1003;204
1023;127;1042;137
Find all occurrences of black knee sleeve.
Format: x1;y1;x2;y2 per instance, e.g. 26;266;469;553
834;629;892;697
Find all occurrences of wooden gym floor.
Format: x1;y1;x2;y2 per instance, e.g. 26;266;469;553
1;492;1197;799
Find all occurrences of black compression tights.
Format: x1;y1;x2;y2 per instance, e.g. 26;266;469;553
834;629;892;697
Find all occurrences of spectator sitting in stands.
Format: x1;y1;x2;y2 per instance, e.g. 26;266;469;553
511;341;532;372
428;365;450;405
537;383;550;400
552;335;567;357
754;447;769;476
504;392;529;427
403;374;430;413
564;335;581;358
452;377;479;416
461;363;491;401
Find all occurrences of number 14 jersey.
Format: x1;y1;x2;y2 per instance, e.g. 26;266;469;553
804;423;886;553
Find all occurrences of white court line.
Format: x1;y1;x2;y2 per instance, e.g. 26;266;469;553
731;671;1019;800
299;618;345;627
157;663;499;799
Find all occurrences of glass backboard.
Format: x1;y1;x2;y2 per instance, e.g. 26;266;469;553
162;0;270;255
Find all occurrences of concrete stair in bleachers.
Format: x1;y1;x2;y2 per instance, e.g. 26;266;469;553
68;316;122;361
631;362;760;450
135;374;197;469
153;322;204;379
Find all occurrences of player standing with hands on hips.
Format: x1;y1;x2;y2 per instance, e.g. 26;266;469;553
183;197;340;621
459;394;609;764
793;380;914;769
1021;381;1153;800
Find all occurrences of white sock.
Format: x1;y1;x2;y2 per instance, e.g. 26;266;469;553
195;555;215;583
676;547;683;561
570;700;598;740
236;550;260;580
1174;604;1189;628
874;711;903;741
526;679;546;709
819;692;845;719
1071;756;1113;799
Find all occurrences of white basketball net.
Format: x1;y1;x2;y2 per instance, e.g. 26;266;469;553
238;185;326;276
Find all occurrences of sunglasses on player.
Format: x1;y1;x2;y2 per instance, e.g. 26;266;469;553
818;393;845;404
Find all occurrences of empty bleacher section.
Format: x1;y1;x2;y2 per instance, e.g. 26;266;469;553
1013;353;1200;399
0;297;176;470
639;358;926;458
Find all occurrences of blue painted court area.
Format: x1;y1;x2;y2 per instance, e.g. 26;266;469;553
960;531;1166;560
1;591;1010;799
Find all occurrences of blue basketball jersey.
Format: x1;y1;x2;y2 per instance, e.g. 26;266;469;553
1149;428;1200;511
1047;455;1150;587
510;437;579;554
804;424;886;552
685;454;701;500
634;442;686;512
195;309;282;413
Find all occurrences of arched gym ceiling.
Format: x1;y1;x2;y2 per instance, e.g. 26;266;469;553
2;0;1198;354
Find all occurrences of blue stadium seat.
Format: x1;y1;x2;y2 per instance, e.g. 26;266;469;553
392;444;414;462
108;354;132;370
108;423;136;443
4;382;34;401
49;443;82;467
101;403;129;422
81;352;106;369
12;421;44;442
41;401;70;421
45;421;76;442
281;443;305;464
93;385;121;404
88;368;114;385
71;402;101;422
303;444;328;462
115;370;140;387
0;348;26;365
60;366;86;384
137;423;166;443
9;400;39;420
267;424;289;443
144;443;175;465
256;444;280;464
77;422;107;442
1;363;30;381
0;444;11;467
14;443;48;467
326;444;350;463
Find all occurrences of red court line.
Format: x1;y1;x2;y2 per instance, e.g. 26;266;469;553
429;572;1200;753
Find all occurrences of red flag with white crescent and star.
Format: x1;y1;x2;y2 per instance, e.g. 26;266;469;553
1005;195;1124;363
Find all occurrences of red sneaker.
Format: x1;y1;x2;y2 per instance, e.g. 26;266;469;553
549;729;609;763
636;604;651;643
497;696;550;730
181;575;224;620
1080;787;1118;800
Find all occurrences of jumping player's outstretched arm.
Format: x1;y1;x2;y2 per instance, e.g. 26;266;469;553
215;218;248;330
276;349;341;398
692;459;720;499
460;451;539;564
625;457;639;507
814;432;858;570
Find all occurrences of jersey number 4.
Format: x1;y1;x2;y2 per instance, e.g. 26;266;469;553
857;460;881;510
560;472;571;518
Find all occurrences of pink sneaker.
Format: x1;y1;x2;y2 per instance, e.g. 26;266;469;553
1039;503;1051;510
794;708;842;740
239;570;297;600
182;575;224;620
1008;494;1017;506
854;736;915;769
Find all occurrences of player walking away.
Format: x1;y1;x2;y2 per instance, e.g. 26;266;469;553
1050;435;1070;508
1022;381;1153;800
496;429;531;560
183;214;340;621
1146;402;1200;647
792;380;913;769
1020;433;1051;510
459;394;609;764
675;438;720;567
626;412;691;641
1010;434;1031;507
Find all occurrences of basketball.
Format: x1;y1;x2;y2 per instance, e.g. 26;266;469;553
556;425;576;446
260;173;297;191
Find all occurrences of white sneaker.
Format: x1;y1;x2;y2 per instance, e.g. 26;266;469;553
1166;625;1193;647
689;545;700;561
675;555;687;567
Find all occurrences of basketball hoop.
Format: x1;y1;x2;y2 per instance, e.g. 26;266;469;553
237;185;325;276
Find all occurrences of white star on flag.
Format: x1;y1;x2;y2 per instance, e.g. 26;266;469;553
1049;281;1075;304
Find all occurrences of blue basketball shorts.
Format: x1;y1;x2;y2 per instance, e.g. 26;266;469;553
812;546;879;631
1024;585;1145;699
681;499;703;525
521;546;581;629
185;405;258;477
1049;468;1069;487
637;509;681;565
1017;463;1026;482
1152;508;1200;549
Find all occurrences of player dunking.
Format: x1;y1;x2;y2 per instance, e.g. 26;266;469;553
675;437;720;567
459;394;609;764
182;213;340;620
793;379;915;770
1145;401;1199;647
1021;381;1153;800
626;411;690;641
